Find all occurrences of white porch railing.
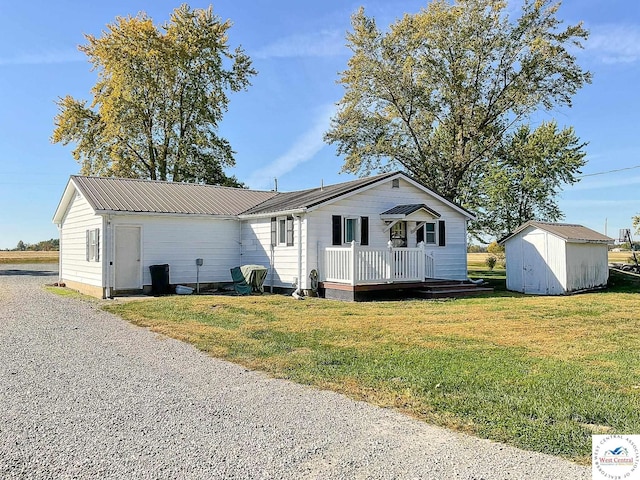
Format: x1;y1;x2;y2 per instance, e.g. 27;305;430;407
323;241;435;285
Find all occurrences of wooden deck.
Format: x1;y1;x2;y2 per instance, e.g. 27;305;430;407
319;279;493;301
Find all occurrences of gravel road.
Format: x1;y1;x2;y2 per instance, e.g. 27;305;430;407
0;264;590;479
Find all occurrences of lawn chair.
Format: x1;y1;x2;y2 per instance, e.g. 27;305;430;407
230;266;252;295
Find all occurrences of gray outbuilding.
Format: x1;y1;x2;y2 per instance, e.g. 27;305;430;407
499;221;614;295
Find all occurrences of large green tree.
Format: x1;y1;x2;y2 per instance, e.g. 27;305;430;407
52;4;256;185
325;0;591;206
472;121;586;239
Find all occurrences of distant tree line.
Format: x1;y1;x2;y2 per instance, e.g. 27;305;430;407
7;239;60;252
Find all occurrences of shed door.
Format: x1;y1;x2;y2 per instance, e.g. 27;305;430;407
114;226;142;290
522;232;547;294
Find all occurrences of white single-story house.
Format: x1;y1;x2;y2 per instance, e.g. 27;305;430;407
53;171;477;300
499;221;614;295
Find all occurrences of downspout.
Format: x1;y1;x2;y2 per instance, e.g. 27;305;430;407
56;224;62;284
103;215;112;298
292;214;304;299
270;243;274;293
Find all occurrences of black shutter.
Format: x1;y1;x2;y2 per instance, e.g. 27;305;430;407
416;225;424;244
438;220;446;246
286;216;294;246
360;217;369;246
332;215;342;245
270;217;277;246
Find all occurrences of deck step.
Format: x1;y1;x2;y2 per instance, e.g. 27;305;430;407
416;286;493;299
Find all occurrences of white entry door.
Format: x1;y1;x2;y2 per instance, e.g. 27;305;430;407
522;232;547;294
114;226;142;290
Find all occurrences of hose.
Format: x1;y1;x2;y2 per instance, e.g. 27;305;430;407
309;269;319;293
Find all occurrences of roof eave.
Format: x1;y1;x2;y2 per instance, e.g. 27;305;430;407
98;209;239;220
239;207;307;219
566;238;615;245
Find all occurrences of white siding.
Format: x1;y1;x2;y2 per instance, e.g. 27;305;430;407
109;215;241;287
505;235;524;292
545;233;567;295
566;243;609;292
307;177;469;281
240;216;305;289
59;192;103;287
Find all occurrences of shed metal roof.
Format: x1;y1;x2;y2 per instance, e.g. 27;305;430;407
499;221;614;244
71;176;278;216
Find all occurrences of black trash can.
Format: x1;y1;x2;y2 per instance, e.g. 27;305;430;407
149;264;170;295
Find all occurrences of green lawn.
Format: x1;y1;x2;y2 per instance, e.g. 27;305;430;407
101;267;640;464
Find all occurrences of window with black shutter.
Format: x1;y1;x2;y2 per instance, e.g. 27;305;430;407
273;216;294;246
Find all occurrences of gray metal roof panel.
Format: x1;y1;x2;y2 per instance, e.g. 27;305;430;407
72;176;278;216
242;172;398;215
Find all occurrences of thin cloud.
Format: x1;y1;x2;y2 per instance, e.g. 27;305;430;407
246;104;336;190
572;174;640;191
253;30;346;59
0;49;83;66
586;24;640;64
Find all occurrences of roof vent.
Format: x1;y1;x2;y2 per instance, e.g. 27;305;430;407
392;178;400;188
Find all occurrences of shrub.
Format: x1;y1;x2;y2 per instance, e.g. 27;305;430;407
487;241;505;255
485;255;498;270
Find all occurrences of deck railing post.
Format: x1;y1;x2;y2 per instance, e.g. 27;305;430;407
418;241;426;280
350;240;357;286
386;240;393;282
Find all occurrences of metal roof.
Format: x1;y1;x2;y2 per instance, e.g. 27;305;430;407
500;221;614;244
241;172;398;215
71;176;278;216
380;204;441;218
54;171;475;223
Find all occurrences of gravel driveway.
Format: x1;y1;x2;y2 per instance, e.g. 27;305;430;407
0;264;590;479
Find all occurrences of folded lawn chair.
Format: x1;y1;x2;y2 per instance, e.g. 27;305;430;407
230;266;252;295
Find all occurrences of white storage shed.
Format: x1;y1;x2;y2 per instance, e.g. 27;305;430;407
499;221;613;295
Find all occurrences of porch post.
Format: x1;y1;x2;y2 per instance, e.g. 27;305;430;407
418;241;426;280
350;240;357;286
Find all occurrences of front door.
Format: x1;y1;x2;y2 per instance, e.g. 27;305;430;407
114;226;142;290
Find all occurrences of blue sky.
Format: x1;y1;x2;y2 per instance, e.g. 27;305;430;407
0;0;639;249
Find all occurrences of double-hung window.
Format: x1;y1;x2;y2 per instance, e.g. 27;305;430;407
332;216;369;246
424;223;436;244
86;228;100;262
344;217;359;243
271;216;294;246
417;221;446;246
